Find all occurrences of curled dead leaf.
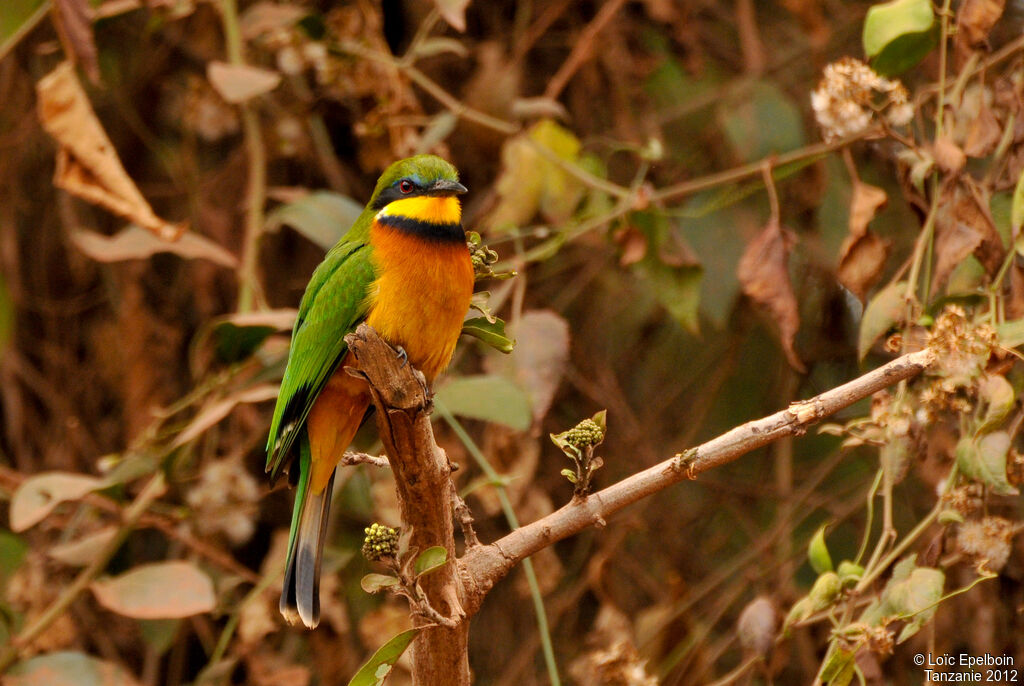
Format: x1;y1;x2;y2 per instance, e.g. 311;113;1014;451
738;220;805;372
955;0;1005;66
963;100;1002;158
72;226;238;267
932;183;1005;294
36;62;184;241
839;181;890;301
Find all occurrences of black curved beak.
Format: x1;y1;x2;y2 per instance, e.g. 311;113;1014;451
427;179;468;196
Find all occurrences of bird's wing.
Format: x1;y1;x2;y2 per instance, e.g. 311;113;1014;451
265;240;376;481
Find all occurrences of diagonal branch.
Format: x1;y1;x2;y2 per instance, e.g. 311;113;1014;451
459;348;935;610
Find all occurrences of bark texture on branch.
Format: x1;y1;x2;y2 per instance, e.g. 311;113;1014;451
346;325;470;686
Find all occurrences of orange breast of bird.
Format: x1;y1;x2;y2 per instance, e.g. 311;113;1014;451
306;217;473;494
364;222;475;381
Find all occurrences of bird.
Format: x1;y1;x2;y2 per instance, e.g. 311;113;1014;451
265;155;474;629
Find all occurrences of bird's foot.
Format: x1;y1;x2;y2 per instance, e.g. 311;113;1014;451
394;344;408;368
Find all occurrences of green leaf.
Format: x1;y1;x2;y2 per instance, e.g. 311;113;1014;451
7;651;142;686
360;573;400;594
194;309;297;364
0;530;27;585
0;271;13;353
347;628;421;686
0;0;48;63
413;546;448;577
266;191;364;250
139;618;181;656
997;318;1024;348
863;0;938;76
489;119;590;229
718;81;805;163
1012;167;1024;236
956;432;1019;496
836;560;864;586
461;316;515;354
90;561;216;619
976;374;1014;434
807;571;842;611
631;212;703;334
820;644;857;686
560;468;577;483
435;374;532;431
858;280;907;359
808;524;834;574
860;558;946;643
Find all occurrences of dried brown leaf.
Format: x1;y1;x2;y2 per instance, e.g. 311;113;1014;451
955;0;1005;65
933;135;966;174
52;0;100;84
933;199;984;294
848;181;887;237
838;231;890;302
207;61;282;104
485;310;570;425
433;0;469;32
48;526;118;566
171;384;279;448
10;472;106;532
932;184;1005;293
91;561;216;619
738;220;805;372
838;181;890;301
239;1;307;40
72;226;238;267
615;224;648;266
963;100;1002;158
36;62;184;240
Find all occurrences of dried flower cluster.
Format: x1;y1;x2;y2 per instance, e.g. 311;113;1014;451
811;57;913;140
185;458;261;546
957;516;1016;573
919;306;998;418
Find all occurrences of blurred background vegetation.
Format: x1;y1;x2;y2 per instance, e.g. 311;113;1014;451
1;0;1024;684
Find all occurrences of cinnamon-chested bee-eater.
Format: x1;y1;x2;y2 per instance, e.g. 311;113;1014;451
266;155;474;628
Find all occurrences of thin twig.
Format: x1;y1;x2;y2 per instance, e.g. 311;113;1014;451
543;0;629;100
219;0;267;312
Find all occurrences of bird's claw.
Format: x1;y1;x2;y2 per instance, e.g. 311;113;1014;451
395;345;408;368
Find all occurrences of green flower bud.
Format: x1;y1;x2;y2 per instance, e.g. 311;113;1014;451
362;523;399;562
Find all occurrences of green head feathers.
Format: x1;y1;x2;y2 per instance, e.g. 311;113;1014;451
369;155;466;210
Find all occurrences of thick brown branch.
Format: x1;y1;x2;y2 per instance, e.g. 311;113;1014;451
345;324;470;686
460;349;935;609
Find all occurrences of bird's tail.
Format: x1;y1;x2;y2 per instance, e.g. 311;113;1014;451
280;434;336;629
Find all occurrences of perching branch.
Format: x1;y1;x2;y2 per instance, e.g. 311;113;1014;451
459;348;935;609
345;324;934;684
345;324;470;686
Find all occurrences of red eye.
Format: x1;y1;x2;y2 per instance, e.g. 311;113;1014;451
399;180;414;194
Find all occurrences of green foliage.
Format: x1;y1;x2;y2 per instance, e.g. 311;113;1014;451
719;81;805;162
266;191;364;250
807;524;834;574
862;0;938;75
347;629;421;686
859;557;945;643
434;374;532;430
